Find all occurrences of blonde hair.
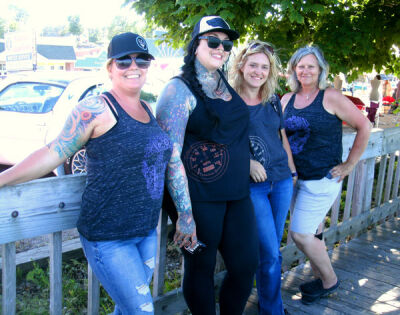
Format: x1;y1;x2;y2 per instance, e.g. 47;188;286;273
230;40;281;104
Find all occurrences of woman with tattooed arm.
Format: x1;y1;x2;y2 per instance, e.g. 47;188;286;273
0;32;181;314
156;16;258;315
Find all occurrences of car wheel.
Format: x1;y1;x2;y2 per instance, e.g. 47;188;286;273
65;148;87;174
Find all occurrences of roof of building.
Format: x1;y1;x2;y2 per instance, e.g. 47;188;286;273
75;51;107;69
36;44;76;61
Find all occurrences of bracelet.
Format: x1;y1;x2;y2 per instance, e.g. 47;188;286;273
291;172;298;177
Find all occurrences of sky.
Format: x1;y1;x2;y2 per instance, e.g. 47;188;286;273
0;0;139;30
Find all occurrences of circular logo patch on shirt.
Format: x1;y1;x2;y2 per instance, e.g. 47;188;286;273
184;141;229;183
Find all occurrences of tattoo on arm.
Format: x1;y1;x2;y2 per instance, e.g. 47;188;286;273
48;96;107;159
156;79;196;215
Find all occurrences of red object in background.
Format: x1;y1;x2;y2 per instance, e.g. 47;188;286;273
382;96;395;104
345;95;365;111
343;95;366;126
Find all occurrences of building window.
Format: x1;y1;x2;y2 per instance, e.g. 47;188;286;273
50;66;55;70
59;65;64;70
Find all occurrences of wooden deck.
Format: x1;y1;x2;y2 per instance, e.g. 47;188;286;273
245;217;400;314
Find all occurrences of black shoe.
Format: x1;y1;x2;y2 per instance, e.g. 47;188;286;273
300;279;340;305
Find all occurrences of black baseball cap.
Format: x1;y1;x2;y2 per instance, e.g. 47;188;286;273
107;32;155;60
191;16;239;41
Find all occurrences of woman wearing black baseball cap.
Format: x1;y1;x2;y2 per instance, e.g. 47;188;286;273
157;16;259;315
0;32;175;314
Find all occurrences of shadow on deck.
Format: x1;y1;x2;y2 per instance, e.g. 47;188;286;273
245;217;400;314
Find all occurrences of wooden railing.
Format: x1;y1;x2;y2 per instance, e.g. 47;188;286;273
1;127;400;315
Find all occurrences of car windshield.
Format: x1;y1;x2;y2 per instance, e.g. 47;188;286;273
0;82;65;113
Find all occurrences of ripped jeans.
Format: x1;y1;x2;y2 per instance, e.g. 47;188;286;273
80;229;157;315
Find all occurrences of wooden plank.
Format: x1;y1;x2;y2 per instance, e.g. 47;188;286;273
343;240;400;267
153;209;168;298
351;161;367;217
330;189;341;227
88;265;100;315
0;174;86;244
288;263;400;310
2;242;16;315
364;157;376;212
392;153;400;199
382;127;400;154
50;232;62;315
342;128;384;161
384;152;396;202
282;270;377;315
343;168;356;221
375;155;388;207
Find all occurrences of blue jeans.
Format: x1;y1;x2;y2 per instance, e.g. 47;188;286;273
250;177;293;315
80;229;157;315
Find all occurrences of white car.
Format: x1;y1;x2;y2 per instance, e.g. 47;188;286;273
0;72;108;174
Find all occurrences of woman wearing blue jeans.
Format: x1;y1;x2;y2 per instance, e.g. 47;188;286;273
0;32;197;314
231;41;297;315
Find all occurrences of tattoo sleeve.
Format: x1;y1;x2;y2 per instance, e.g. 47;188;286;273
48;96;107;159
156;79;196;216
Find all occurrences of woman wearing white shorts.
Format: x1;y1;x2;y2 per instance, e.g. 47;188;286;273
281;45;371;304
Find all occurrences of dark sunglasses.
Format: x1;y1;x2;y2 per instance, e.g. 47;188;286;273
247;42;274;55
198;36;234;52
115;54;152;70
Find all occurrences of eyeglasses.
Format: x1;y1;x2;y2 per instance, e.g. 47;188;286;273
114;54;152;70
247;42;274;55
198;36;234;52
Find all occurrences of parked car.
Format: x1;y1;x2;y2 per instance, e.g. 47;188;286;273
0;71;109;175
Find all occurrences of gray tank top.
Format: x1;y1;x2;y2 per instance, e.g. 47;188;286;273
77;92;172;241
283;90;342;180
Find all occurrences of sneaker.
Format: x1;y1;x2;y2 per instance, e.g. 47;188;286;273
300;279;340;305
299;279;323;295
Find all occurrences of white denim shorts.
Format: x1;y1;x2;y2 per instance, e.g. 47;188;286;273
290;176;342;234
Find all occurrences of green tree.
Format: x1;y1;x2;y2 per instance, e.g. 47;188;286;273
41;25;68;37
107;15;143;40
67;15;83;36
129;0;400;79
88;28;102;43
0;17;6;39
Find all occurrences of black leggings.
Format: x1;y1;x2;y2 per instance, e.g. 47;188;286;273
182;197;259;315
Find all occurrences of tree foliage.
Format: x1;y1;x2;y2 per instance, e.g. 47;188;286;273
129;0;400;79
67;15;83;36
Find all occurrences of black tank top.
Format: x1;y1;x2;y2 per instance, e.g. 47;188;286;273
78;92;172;241
283;90;342;180
180;72;250;201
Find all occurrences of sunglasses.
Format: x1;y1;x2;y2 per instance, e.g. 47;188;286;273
114;54;152;70
198;36;234;52
247;42;274;55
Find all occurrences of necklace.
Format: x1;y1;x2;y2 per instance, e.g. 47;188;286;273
302;88;319;100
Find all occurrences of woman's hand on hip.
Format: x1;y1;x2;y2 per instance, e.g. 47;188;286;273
250;159;267;182
330;161;356;182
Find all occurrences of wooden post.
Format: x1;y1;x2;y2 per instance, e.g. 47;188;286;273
2;242;16;315
88;265;100;315
50;232;62;315
343;168;356;221
364;158;376;212
153;209;168;298
384;152;396;202
391;152;400;200
352;161;367;217
375;155;388;206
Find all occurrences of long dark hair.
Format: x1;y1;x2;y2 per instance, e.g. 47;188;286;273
181;38;207;100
